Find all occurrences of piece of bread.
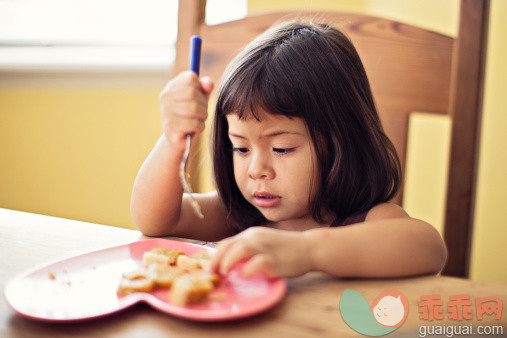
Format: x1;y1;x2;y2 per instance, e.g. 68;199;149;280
122;268;148;280
176;254;210;271
117;276;154;294
169;273;215;306
147;263;183;288
190;271;220;286
142;248;184;266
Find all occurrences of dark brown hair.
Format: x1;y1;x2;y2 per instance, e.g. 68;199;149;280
212;20;401;230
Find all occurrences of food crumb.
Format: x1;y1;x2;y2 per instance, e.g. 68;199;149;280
49;272;56;280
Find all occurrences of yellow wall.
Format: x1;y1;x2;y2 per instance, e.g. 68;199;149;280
0;82;162;229
1;0;505;284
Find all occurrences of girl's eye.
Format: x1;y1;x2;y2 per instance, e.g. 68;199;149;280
273;148;295;155
232;147;249;154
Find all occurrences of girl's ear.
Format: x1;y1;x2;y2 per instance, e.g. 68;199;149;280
200;77;215;98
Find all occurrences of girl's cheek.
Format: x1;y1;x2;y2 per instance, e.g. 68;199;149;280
233;161;244;180
235;157;252;176
233;163;249;196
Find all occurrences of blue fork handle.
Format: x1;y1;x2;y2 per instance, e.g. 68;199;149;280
186;35;202;140
189;36;202;75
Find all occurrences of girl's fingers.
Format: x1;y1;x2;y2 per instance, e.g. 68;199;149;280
163;117;205;145
217;241;256;276
168;115;205;131
158;71;212;149
242;254;277;278
160;71;199;96
174;70;201;87
209;237;236;273
163;100;208;122
168;86;209;106
200;77;214;98
160;71;208;103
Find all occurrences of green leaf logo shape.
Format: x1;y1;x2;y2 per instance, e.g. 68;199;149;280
340;289;408;336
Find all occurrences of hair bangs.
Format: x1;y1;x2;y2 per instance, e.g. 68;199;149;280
218;47;303;121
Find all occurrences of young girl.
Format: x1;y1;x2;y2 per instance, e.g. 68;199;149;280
131;21;447;279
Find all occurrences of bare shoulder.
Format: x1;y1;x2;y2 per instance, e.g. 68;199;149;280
364;202;410;222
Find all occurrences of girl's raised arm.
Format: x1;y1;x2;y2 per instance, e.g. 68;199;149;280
130;72;234;241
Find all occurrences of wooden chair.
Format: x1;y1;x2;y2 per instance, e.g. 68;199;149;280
173;0;489;278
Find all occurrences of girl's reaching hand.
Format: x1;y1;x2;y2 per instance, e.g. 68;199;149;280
159;71;214;153
210;227;313;278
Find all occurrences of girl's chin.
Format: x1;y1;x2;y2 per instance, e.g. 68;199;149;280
256;209;287;222
257;209;304;224
260;214;283;222
249;201;313;223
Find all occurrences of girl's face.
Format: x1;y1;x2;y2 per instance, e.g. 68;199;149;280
226;110;319;228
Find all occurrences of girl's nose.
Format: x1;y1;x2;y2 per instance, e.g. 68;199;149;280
248;154;275;180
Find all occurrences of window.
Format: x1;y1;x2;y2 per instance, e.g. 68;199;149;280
0;0;247;71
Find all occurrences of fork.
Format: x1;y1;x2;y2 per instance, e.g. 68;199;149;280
179;35;204;219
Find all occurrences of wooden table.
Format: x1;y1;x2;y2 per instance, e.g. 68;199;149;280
1;208;506;337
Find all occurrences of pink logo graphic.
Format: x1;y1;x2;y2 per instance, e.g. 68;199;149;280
371;290;409;327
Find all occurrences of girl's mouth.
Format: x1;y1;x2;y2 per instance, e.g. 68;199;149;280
253;192;281;208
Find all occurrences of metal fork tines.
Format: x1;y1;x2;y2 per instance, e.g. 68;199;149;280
179;134;204;218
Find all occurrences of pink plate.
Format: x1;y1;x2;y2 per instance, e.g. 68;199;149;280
4;238;287;322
